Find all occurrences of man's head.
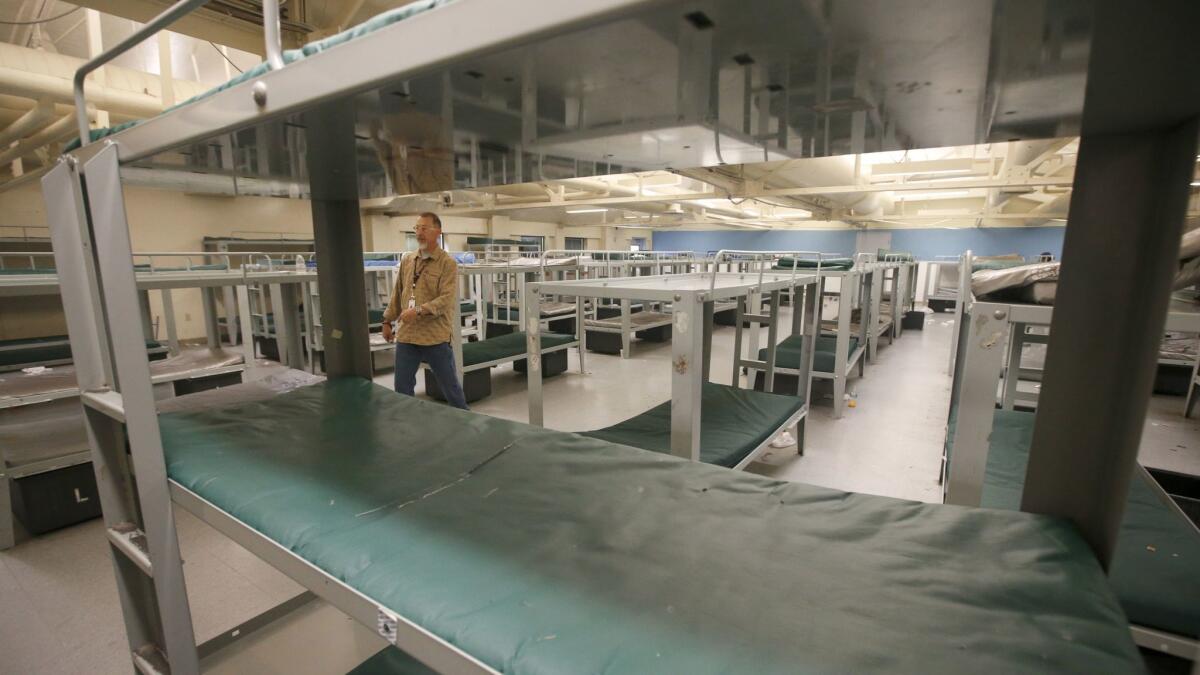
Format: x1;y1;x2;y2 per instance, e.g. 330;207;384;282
414;212;442;252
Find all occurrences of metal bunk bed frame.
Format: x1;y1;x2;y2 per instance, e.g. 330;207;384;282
36;0;1200;672
527;250;821;463
945;297;1200;660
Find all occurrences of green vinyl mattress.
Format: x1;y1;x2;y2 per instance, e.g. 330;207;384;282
581;382;802;468
774;257;854;271
0;335;164;368
976;409;1199;641
462;331;573;368
159;378;1142;674
757;334;859;373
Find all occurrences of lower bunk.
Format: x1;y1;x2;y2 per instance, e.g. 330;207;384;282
953;408;1199;657
580;382;804;469
154;376;1143;674
424;331;576;403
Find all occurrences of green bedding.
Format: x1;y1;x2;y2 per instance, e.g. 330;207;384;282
462;331;573;368
980;409;1199;639
0;267;55;275
774;257;854;271
0;335;163;368
757;334;859;373
158;379;1140;673
581;382;802;468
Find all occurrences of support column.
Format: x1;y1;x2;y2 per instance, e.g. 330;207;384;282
303;100;371;379
1021;0;1200;569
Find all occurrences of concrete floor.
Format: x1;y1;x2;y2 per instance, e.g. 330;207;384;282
1;313;1196;673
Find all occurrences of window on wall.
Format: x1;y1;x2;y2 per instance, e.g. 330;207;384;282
565;237;587;251
630;237;648;252
519;235;545;253
404;232;418;251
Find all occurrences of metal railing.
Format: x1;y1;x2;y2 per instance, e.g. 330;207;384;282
74;0;285;147
707;249;823;292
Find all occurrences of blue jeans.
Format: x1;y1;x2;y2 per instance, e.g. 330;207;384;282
393;341;469;410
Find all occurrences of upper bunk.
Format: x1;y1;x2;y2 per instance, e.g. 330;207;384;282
64;0;1095;200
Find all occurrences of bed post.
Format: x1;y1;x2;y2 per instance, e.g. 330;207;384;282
1021;0;1200;567
303;99;371;379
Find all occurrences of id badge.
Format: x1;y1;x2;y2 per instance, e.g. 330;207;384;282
407;297;416;310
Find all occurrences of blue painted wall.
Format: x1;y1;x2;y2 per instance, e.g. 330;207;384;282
888;227;1065;260
654;227;1065;260
652;230;858;256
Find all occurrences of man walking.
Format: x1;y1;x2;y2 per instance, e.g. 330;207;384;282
381;212;469;409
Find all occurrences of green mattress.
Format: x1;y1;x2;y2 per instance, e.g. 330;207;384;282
581;382;803;468
0;335;164;368
774;257;854;271
980;409;1199;640
158;379;1141;673
462;331;573;368
758;334;859;374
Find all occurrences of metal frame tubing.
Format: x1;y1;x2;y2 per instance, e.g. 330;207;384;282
78;145;202;672
304;100;371;379
1021;0;1200;567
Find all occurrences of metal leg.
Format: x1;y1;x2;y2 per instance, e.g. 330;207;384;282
201;287;220;350
236;285;256;376
1024;115;1200;565
526;288;543;426
160;289;180;355
305;99;371;379
702;300;714;383
833;276;852;419
222;286;239;345
575;295;586;373
0;469;13;550
731;297;745;388
620;297;631;358
1001;322;1026;410
670;295;703;461
763;291;779;393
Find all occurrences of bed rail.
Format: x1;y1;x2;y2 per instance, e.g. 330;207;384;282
708;249;823;293
74;0;285;147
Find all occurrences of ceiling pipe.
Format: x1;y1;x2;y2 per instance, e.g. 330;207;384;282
0;65;164;119
0;98;54;148
118;166;307;198
0;114;80;166
987;139;1067;211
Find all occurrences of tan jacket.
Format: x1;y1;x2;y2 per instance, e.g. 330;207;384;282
382;248;458;345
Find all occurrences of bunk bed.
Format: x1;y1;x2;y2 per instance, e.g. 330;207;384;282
945;298;1200;660
40;0;1173;671
535;252;822;467
755;264;868;419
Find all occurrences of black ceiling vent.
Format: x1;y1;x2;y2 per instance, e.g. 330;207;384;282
732;53;755;66
766;83;784;92
684;11;714;29
465;70;484;79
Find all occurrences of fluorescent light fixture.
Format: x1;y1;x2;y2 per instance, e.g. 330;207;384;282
895;190;971;200
565;207;608;214
1192;181;1200;186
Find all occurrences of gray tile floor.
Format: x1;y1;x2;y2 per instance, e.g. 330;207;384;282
1;313;1195;673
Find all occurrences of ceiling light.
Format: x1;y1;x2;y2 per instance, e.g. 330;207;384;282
565;208;608;214
895;190;971;200
1191;181;1200;186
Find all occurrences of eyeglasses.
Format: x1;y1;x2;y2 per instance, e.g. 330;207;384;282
413;224;437;233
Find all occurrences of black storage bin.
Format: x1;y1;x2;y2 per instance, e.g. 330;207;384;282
424;367;491;403
586;330;623;354
11;463;102;535
513;348;568;377
595;305;642;319
928;298;954;313
1153;364;1191;396
902;310;926;330
547;316;576;334
485;322;516;338
171;370;243;396
639;324;672;342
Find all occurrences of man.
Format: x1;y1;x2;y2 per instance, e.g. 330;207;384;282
381;213;469;410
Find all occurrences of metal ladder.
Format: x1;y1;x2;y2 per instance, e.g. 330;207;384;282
45;151;201;674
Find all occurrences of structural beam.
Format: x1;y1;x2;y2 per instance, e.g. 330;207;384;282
1021;0;1200;568
303;99;371;379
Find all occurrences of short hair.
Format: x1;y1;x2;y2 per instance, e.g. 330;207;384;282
418;212;442;229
